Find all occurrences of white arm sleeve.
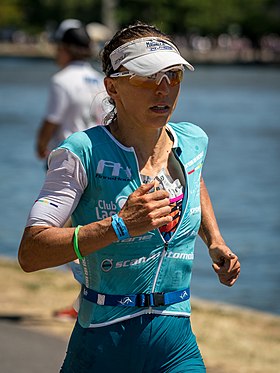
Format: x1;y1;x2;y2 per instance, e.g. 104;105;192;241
26;148;88;227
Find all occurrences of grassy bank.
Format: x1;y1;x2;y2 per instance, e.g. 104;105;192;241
1;257;279;372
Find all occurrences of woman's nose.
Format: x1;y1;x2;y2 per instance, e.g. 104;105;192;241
155;77;170;95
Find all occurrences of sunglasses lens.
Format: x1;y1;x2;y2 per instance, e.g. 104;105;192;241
168;70;184;86
129;76;154;88
128;70;183;88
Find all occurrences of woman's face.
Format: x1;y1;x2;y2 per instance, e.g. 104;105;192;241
105;68;181;131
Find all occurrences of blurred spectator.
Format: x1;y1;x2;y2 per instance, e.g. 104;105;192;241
36;19;106;161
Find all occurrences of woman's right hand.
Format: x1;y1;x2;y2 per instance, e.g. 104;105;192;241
118;182;172;237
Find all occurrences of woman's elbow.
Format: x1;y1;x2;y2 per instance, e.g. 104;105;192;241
18;244;36;272
18;230;39;272
18;226;50;272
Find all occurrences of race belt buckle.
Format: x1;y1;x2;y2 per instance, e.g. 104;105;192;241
144;292;165;307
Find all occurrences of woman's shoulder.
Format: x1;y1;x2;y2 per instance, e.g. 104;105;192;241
59;126;105;154
56;126;108;169
168;121;208;139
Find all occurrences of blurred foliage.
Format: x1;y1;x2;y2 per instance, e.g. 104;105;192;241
0;0;279;42
14;0;103;33
0;0;24;28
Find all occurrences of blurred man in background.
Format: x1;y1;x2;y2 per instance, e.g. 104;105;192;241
36;18;105;161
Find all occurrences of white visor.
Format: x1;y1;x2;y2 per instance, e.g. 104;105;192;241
109;37;194;76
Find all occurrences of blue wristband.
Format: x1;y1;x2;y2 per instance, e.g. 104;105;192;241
111;214;131;240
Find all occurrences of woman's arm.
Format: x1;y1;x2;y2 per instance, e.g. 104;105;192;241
18;219;115;272
19;148;117;272
199;177;241;286
18;182;172;273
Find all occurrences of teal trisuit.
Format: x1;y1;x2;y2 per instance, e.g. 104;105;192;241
60;122;208;372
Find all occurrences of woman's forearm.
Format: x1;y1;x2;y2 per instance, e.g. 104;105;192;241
199;177;225;248
18;217;116;272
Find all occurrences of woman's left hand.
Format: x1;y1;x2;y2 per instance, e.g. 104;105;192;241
208;244;241;286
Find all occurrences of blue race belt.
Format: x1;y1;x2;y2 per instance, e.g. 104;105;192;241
82;285;190;307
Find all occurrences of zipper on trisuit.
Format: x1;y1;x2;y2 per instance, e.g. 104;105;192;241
148;241;169;313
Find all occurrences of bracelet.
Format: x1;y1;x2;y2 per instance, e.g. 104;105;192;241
111;214;131;240
73;225;84;260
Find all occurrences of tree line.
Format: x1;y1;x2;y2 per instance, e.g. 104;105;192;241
1;0;279;46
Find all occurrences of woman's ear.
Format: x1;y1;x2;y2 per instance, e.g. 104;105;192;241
104;77;119;100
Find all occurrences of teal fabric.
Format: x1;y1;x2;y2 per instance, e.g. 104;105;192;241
59;122;208;327
60;315;206;372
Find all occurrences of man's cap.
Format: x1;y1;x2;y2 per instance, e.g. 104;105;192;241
54;19;91;48
109;37;194;76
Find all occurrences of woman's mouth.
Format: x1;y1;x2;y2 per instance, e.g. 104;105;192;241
150;105;170;113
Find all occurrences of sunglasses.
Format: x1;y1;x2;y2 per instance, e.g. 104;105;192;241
109;67;184;89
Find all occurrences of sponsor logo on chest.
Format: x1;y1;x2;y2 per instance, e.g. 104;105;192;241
96;199;117;219
96;159;132;181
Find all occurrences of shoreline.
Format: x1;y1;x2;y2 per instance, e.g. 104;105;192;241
1;257;280;372
1;42;279;67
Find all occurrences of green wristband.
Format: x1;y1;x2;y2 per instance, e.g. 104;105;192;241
73;225;84;260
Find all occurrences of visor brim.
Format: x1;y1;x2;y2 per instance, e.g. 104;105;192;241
123;51;194;76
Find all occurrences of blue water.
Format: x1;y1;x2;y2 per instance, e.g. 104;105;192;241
0;57;279;315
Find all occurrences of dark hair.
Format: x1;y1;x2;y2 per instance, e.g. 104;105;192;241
100;21;171;76
61;27;91;48
56;25;92;60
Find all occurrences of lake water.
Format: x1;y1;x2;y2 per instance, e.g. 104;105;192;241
0;57;279;315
